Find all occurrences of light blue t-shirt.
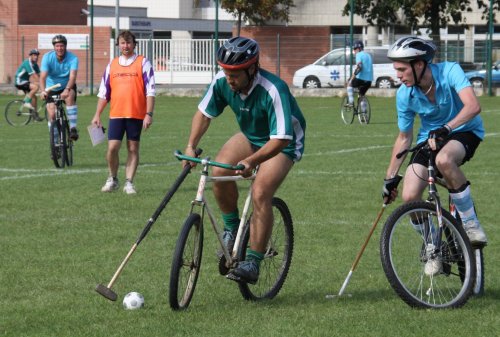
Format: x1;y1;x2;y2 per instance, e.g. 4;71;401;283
198;69;306;161
396;62;484;144
355;51;373;82
41;50;79;89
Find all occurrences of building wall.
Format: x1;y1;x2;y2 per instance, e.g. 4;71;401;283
18;0;87;25
240;26;332;86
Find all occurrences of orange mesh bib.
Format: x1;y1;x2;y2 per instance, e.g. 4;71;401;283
109;55;146;119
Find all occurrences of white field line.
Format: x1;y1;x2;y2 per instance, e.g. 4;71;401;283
303;144;391;157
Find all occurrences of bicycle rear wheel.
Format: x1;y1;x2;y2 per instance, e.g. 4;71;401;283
169;213;203;310
380;201;475;309
340;96;354;124
357;96;371;124
49;120;65;168
5;100;31;126
236;197;294;301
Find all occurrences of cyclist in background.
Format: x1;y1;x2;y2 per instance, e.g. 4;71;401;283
183;37;306;284
346;40;373;113
40;34;80;141
382;36;487;250
14;49;42;121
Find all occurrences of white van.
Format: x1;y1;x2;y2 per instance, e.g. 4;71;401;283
292;46;400;89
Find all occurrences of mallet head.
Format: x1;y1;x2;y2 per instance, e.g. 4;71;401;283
95;284;118;301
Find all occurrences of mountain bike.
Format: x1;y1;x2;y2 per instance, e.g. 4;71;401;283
4;94;48;126
380;141;476;309
340;93;371;125
169;150;294;310
49;94;73;168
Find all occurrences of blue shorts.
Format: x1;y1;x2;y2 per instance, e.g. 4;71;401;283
108;118;143;142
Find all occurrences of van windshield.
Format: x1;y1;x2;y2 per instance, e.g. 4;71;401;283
317;50;349;66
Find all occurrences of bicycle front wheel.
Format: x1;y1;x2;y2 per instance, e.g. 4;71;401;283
5;100;31;126
62;117;73;166
380;201;475;309
357;96;371;124
237;197;294;301
169;213;203;310
50;120;65;168
340;96;354;124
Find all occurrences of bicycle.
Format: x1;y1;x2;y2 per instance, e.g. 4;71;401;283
48;93;73;168
340;92;371;125
169;150;294;310
379;141;477;309
4;93;48;126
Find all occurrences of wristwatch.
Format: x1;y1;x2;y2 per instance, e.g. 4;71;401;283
146;112;153;117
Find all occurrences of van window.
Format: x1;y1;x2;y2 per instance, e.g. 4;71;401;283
370;49;392;65
319;50;348;66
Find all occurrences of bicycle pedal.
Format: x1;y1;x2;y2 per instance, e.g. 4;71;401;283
226;272;245;283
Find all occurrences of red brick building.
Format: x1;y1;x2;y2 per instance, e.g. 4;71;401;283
0;0;111;88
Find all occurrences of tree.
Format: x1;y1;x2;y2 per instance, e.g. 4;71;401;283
221;0;295;36
342;0;476;43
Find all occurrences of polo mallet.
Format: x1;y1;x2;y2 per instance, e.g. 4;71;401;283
96;150;200;301
326;203;387;299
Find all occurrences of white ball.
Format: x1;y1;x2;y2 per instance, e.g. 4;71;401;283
122;292;145;310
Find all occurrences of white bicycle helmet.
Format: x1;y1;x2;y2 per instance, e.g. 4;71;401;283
387;36;436;64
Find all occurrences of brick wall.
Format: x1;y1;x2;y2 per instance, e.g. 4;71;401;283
239;26;332;86
19;0;87;25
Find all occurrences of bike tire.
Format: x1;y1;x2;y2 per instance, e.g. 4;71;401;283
380;201;475;309
62;116;73;166
357;96;371;124
49;120;65;168
340;96;354;124
236;197;294;301
169;213;204;310
5;100;31;126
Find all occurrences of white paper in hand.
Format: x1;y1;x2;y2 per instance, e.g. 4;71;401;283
87;124;106;146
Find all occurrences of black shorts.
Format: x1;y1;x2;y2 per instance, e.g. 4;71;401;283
351;78;371;96
108;118;143;142
46;84;78;103
15;83;31;93
409;131;482;168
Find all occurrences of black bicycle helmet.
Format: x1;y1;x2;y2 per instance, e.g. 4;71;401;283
387;36;436;64
52;35;67;46
353;40;364;50
29;49;40;55
217;37;259;70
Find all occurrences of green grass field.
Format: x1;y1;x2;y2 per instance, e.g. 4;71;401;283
0;94;498;337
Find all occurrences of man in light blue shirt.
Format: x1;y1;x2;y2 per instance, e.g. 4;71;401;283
40;35;80;141
382;37;487;255
346;40;373;110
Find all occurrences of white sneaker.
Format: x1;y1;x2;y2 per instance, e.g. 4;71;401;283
463;220;488;245
101;177;119;192
424;244;442;276
123;180;137;195
23;102;35;109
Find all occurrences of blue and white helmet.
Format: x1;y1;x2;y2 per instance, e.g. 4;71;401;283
387;36;436;63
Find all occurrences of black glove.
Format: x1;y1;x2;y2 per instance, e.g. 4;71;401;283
428;125;452;141
382;175;403;199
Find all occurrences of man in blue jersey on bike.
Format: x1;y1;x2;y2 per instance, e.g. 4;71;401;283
346;40;373;113
40;34;80;141
381;37;487;258
183;37;306;284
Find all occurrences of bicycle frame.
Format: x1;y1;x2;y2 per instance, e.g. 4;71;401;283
175;151;256;268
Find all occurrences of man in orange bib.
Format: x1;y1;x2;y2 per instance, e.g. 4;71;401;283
92;30;156;194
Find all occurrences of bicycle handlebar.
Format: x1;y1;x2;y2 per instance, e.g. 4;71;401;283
174;150;245;171
396;141;430;160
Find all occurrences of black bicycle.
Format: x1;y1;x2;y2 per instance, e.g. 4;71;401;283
340;92;371;125
49;94;73;168
380;141;476;309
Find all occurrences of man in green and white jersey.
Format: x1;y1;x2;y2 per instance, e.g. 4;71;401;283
15;49;42;120
184;37;306;284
